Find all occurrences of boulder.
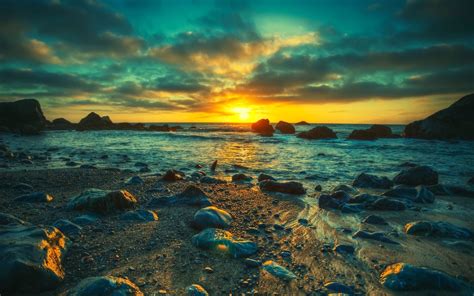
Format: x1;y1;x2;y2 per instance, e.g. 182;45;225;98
295;121;310;125
186;284;209;296
192;228;257;258
362;214;387;225
193;206;233;229
251;119;274;136
404;221;472;239
297;126;337;139
318;191;351;210
348;193;379;204
162;169;184;181
383;185;435;203
380;263;464;291
258;173;276;182
149;185;212;207
324;282;353;294
77;112;114;131
332;184;359;195
0;224;69;293
0;99;47;134
353;230;398;244
353;173;393;189
231;173;252;182
393;166;438;186
333;244;355;254
120;210;158;222
67;276;143;296
404;93;474;140
14;192;54;203
368;197;406;211
53;219;82;237
262;261;297;281
367;124;393;138
347;129;377;140
67;189;138;213
259;180;306;195
275;121;295;134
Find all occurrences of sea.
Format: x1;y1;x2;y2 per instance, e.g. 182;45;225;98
1;123;474;191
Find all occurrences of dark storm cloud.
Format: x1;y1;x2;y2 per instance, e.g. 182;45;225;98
0;69;101;92
0;0;144;62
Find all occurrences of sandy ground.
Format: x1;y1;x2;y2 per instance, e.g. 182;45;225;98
0;168;473;295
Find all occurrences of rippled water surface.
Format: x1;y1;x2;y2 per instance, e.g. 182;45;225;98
2;123;474;189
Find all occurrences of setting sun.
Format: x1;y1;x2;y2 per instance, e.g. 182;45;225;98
232;107;251;121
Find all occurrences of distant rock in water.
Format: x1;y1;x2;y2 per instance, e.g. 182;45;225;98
295;121;310;125
251;119;274;136
77;112;113;131
275;121;295;134
297;126;337;139
49;118;75;130
404;93;474;140
347;129;377;140
0;99;47;134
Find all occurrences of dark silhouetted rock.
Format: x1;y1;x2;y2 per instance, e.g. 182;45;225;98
333;244;355;254
297;126;337;139
251;119;274;136
49;118;75;130
232;173;252;182
210;160;217;171
404;93;474;140
332;184;358;195
348;193;379;204
318;191;351;210
353;173;393;189
262;260;297;281
149;185;212;207
275;121;295;134
367;124;393;138
295;121;310;125
67;189;137;213
0;99;47;134
259;180;306;195
258;173;276;182
347;129;377;140
380;263;464;291
162;169;184;181
192;228;257;258
77;112;114;131
68;276;143;296
125;175;144;185
393;165;438;186
0;224;69;293
404;221;472;239
193;206;233;229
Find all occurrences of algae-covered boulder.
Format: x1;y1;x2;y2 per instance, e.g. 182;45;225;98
193;206;233;230
68;276;143;296
192;228;257;258
0;224;69;293
380;263;464;291
262;260;297;281
68;189;137;213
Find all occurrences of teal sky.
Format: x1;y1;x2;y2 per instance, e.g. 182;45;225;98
0;0;473;123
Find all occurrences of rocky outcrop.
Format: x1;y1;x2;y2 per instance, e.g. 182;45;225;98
49;118;75;130
67;189;138;213
404;93;474;140
77;112;114;131
251;119;274;136
297;126;337;139
275;121;295;134
295;121;310;125
0;99;47;134
68;276;143;295
367;124;393;138
393;166;438;186
0;224;69;293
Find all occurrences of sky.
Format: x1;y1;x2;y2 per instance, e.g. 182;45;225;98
0;0;473;123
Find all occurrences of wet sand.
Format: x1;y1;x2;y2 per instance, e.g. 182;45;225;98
0;168;473;295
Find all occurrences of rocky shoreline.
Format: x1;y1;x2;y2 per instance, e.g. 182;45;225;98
1;159;473;294
1;93;473;140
